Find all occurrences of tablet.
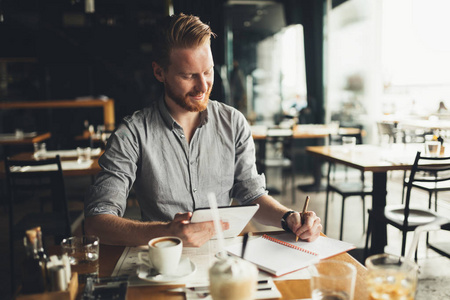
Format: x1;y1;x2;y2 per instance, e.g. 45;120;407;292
190;204;260;238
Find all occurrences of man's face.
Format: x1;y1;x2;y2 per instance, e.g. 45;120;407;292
155;43;214;112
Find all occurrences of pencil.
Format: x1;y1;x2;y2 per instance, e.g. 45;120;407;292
296;196;310;242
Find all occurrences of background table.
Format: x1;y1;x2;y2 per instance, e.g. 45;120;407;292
252;125;365;193
0;150;103;178
306;143;426;255
0;132;51;146
0;132;51;156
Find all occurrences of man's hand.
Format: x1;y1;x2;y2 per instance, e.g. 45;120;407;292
168;212;229;247
287;211;322;242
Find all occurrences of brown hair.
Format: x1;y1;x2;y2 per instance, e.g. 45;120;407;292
153;13;216;69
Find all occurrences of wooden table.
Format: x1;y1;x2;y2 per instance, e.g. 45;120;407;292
96;237;368;299
0;150;103;178
0;132;51;146
251;125;363;140
306;143;426;255
0;132;52;156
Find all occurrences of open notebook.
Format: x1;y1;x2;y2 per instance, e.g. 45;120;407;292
226;233;355;276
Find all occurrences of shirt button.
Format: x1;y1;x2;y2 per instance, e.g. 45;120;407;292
193;189;197;193
180;134;185;138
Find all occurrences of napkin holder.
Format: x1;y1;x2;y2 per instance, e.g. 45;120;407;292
16;272;78;300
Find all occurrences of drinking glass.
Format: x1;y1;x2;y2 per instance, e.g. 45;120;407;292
342;136;356;153
61;236;99;283
33;142;47;159
365;253;418;300
77;147;92;163
424;141;441;157
309;260;356;300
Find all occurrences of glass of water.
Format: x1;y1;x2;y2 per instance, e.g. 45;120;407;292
61;235;99;284
309;260;356;300
342;136;357;153
77;147;92;163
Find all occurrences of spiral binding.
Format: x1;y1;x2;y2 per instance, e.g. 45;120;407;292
262;234;319;256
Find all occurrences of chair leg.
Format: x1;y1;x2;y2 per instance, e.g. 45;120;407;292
434;190;438;212
362;196;366;234
324;188;331;234
401;230;408;257
10;236;16;294
324;162;332;235
340;196;346;240
415;245;418;262
364;210;372;259
401;171;406;204
428;191;433;209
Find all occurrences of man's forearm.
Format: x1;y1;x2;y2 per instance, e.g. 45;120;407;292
251;194;291;228
84;214;170;246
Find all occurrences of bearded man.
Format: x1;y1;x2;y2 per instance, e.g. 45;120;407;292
84;13;321;247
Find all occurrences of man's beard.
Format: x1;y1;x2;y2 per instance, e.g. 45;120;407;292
165;81;212;112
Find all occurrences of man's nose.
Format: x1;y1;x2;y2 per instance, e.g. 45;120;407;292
195;74;208;93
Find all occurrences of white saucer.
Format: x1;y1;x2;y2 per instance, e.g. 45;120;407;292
137;257;197;283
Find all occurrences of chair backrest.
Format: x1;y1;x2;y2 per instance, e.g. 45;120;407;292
377;122;397;143
4;155;70;234
404;151;450;226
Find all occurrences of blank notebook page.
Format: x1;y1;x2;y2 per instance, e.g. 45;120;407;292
226;233;355;276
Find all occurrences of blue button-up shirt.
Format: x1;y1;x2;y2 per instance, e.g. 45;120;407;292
84;97;267;222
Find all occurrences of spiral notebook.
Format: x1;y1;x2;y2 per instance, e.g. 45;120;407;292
226;233;355;276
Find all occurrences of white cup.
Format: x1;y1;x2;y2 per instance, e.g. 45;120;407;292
138;236;182;275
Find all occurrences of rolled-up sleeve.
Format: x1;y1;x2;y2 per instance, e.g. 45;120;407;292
84;121;139;218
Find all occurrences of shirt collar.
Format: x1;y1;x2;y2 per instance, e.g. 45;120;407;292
157;96;176;129
157;96;209;130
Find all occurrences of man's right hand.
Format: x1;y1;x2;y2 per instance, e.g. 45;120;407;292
168;212;229;247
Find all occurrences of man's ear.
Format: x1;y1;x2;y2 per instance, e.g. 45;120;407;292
152;62;165;83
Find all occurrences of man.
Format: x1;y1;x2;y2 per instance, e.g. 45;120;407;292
84;13;321;247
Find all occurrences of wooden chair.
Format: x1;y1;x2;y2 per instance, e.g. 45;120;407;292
365;151;450;257
4;155;84;293
324;131;371;240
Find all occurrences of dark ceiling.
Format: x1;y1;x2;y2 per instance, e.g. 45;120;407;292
225;1;286;36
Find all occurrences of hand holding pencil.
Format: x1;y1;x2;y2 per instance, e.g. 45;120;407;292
296;196;310;242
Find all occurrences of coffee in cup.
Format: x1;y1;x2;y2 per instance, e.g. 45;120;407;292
138;236;182;275
209;257;258;300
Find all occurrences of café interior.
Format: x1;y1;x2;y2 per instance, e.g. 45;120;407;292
1;0;450;299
